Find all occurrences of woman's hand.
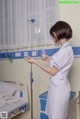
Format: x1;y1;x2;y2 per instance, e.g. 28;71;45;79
26;56;37;64
41;53;51;61
25;56;58;76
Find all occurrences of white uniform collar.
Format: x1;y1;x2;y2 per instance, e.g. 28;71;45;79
61;42;71;49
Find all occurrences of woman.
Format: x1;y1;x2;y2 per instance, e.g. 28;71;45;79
26;21;74;119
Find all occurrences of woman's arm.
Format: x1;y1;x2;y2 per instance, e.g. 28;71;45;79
35;61;59;75
26;56;59;76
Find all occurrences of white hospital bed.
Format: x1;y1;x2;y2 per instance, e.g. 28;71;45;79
0;81;29;119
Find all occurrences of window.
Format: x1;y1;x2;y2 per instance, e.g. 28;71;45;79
0;0;59;50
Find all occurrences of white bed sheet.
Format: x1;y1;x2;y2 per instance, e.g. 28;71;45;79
0;81;28;118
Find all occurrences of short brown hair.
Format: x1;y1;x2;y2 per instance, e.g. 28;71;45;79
50;21;72;41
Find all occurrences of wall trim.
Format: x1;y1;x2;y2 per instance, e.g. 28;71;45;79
0;47;80;60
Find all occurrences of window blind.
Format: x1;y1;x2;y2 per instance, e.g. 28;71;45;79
0;0;59;50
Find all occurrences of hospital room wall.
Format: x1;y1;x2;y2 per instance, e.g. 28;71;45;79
0;4;80;119
60;4;80;119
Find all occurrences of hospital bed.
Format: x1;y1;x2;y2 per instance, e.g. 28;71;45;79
0;81;29;119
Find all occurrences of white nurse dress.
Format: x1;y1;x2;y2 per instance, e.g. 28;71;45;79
46;42;74;119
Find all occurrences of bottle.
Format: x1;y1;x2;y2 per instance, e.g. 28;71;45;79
41;50;47;60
